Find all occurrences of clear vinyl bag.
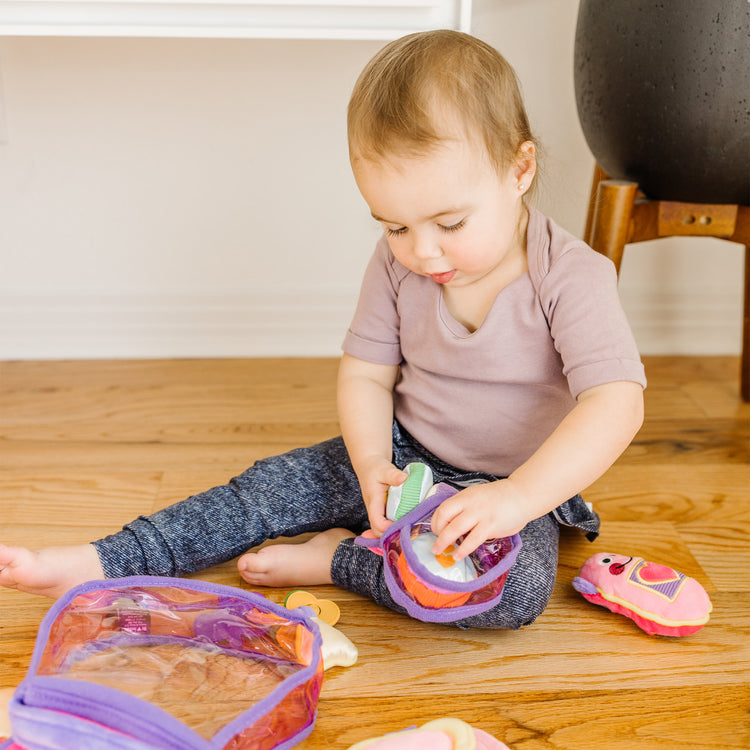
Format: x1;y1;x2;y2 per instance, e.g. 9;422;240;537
357;482;522;623
2;577;324;750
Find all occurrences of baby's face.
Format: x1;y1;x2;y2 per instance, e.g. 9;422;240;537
351;139;531;290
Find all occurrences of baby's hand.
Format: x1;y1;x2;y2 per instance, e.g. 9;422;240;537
430;480;528;560
356;457;408;536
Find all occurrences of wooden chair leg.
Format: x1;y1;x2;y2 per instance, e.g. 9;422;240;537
743;245;750;402
588;180;638;274
584;163;609;245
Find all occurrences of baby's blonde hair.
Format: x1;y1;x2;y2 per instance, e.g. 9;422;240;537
348;30;536;173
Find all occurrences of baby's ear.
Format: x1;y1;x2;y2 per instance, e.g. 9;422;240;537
514;140;537;183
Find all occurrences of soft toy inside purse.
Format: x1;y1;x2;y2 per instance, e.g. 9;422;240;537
2;577;324;750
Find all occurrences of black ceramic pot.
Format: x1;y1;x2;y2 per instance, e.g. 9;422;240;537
574;1;749;205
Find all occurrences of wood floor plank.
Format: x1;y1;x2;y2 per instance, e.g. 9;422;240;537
0;419;342;446
0;358;341;389
0;524;133;548
643;380;750;420
621;419;750;464
306;687;750;749
641;355;743;385
680;381;750;419
677;522;750;591
584;464;750;524
0;440;310;472
0;472;160;527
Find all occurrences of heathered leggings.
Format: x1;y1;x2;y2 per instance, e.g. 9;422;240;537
93;422;599;629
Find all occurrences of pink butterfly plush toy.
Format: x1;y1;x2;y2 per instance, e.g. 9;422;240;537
573;553;712;636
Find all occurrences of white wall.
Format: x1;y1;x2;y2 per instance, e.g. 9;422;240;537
0;0;745;359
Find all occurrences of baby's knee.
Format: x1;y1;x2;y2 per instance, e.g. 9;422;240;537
454;576;554;629
455;516;559;630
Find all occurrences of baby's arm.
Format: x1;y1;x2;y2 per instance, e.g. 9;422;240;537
337;353;407;534
431;380;644;559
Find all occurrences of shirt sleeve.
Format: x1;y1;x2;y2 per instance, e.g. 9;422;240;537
538;243;647;398
341;237;404;365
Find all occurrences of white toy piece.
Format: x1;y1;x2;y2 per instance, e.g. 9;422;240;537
313;616;358;670
410;532;478;583
283;590;358;670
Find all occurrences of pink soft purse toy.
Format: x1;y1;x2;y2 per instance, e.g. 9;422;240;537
346;718;510;750
356;464;522;623
573;553;712;636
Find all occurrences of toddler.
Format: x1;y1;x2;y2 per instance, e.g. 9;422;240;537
0;30;645;629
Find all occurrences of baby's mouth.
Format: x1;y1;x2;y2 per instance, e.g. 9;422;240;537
429;270;456;284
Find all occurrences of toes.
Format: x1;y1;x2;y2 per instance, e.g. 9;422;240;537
0;547;30;584
237;550;272;576
0;544;21;566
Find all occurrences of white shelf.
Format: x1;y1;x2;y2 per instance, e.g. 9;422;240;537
0;0;472;39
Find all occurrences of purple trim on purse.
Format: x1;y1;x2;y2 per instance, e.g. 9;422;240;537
356;483;522;623
6;576;323;750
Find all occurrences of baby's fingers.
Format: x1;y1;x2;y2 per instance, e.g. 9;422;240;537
429;493;465;535
364;491;389;534
382;465;408;488
450;526;485;561
430;506;471;555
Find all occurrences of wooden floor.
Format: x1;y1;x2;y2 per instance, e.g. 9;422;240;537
0;356;748;748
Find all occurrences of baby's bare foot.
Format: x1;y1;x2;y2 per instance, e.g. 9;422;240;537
0;543;104;599
237;529;355;587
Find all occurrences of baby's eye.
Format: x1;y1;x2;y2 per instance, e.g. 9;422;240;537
439;219;466;233
385;226;407;238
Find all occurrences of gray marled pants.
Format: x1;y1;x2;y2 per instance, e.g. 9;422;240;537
93;422;599;629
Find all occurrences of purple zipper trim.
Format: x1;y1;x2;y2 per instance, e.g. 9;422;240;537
12;678;202;750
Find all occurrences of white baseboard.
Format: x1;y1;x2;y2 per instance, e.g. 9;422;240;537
0;291;359;359
620;288;743;356
0;288;742;359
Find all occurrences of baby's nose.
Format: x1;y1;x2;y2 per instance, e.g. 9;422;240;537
412;235;443;260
